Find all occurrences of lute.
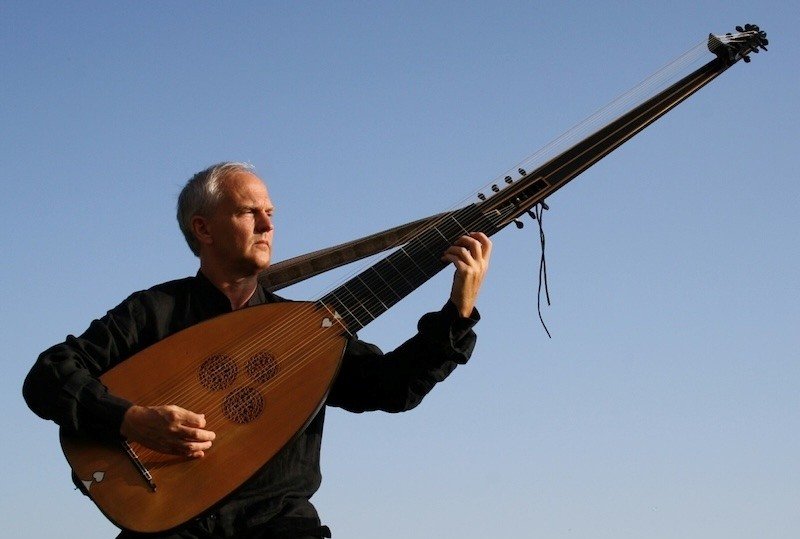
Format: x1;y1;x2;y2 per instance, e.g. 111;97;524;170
258;26;769;293
60;25;768;533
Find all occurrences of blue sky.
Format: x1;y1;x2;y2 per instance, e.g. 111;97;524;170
2;2;797;538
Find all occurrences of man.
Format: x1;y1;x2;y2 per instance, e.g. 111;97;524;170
23;162;492;538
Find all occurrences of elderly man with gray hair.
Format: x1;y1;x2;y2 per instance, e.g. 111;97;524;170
24;162;491;538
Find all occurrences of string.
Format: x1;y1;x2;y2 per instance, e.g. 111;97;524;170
476;42;709;202
131;206;489;409
131;205;499;462
151;43;711;406
139;42;715;422
128;39;722;462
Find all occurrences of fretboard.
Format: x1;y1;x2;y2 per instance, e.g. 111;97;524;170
319;204;500;333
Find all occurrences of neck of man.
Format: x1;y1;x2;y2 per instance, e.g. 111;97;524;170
199;260;260;311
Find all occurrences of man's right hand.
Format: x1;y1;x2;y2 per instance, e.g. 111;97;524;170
120;404;216;458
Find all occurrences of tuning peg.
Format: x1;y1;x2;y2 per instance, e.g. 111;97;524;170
504;175;513;184
518;168;527;176
491;184;500;193
513;219;524;229
477;193;486;201
526;201;550;222
736;25;744;32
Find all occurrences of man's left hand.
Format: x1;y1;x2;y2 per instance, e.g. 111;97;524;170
441;232;492;318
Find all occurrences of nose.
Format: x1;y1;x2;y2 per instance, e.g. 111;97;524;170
255;210;274;233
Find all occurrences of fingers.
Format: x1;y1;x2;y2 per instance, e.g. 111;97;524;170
442;233;492;317
441;232;492;268
454;231;492;258
121;404;216;458
180;408;207;429
171;419;214;458
163;406;216;457
182;438;214;459
177;423;216;443
470;232;492;260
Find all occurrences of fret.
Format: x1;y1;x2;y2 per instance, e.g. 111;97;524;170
363;265;403;302
446;213;470;235
395;246;433;281
323;288;369;331
372;257;417;298
344;277;382;325
357;275;388;311
343;281;377;322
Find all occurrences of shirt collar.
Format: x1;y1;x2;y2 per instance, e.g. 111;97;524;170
193;270;271;313
194;270;234;313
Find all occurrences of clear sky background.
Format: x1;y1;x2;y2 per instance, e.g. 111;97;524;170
2;2;797;538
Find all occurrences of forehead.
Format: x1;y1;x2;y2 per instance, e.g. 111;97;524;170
218;171;272;207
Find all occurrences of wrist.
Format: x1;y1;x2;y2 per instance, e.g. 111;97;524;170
120;404;145;437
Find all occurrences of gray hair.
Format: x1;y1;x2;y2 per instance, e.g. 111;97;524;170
177;161;255;256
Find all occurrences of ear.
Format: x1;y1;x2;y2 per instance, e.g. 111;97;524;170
191;215;214;247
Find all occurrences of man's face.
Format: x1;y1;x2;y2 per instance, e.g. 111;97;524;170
201;171;275;276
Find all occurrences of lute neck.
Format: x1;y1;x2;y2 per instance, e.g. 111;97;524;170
319;204;500;333
315;26;768;335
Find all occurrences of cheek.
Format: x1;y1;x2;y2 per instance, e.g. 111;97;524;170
232;220;253;239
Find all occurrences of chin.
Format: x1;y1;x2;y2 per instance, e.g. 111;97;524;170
237;256;270;277
253;255;271;272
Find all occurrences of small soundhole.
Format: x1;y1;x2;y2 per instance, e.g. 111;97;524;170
198;354;238;391
246;351;279;384
222;386;265;424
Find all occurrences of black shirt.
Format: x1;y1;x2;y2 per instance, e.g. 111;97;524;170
23;271;478;536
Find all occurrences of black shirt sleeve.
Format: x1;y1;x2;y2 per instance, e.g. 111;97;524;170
326;301;479;413
22;292;153;436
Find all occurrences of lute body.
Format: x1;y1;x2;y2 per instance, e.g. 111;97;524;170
61;301;346;533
